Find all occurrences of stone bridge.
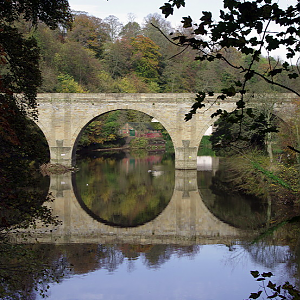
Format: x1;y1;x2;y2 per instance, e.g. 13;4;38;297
35;93;298;170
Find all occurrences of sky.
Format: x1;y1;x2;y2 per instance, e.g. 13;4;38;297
67;0;298;61
67;0;223;27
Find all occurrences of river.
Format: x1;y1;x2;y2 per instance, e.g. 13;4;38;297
5;150;300;300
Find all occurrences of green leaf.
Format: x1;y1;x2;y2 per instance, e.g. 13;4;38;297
211;109;223;118
268;68;283;77
265;35;280;50
246;108;254;118
288;73;299;79
160;3;174;18
217;94;226;100
262;272;273;278
221;85;236;97
200;11;212;26
194;24;206;35
195;91;206;102
251;271;260;278
282;62;289;69
249;291;262;299
267;292;278;299
173;0;186;9
236;99;245;108
234;80;243;87
255;21;263;34
244;70;254;81
182;16;193;28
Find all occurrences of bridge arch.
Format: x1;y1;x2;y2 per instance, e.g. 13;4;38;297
71;106;174;146
193;94;298;156
70;106;176;165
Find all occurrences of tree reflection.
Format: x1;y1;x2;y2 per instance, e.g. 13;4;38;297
0;117;53;231
142;245;201;269
0;243;71;300
0;241;202;298
198;159;269;230
73;151;175;227
245;242;292;269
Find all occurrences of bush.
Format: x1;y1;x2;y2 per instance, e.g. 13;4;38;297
129;137;148;149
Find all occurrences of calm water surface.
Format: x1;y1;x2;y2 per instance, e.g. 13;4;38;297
30;152;299;299
40;244;292;300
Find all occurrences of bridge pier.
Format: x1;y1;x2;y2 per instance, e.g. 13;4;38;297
175;169;198;196
49;140;72;165
175;140;198;170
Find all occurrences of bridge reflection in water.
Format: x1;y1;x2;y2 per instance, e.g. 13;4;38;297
28;169;254;246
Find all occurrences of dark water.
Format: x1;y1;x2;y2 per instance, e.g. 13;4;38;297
198;158;270;230
5;152;300;300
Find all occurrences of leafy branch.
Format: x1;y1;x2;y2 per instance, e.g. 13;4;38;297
248;271;300;300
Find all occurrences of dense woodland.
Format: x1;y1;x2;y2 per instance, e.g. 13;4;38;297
27;11;300;94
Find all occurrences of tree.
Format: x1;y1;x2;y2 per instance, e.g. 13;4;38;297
0;0;72;117
103;37;133;78
56;73;86;93
142;13;173;52
53;40;103;91
33;20;106;92
104;15;123;42
131;35;162;83
0;1;72;231
78;111;126;149
160;0;300;123
120;14;141;39
0;0;72;29
68;13;109;58
116;74;149;92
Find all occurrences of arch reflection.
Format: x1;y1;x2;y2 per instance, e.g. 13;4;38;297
72;151;175;227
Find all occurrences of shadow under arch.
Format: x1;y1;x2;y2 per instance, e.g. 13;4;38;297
71;109;175;228
26;116;51;164
194;93;291;159
0;115;51;229
199;111;294;229
23;117;51;197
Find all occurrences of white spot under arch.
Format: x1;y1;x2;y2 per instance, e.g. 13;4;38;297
204;126;213;136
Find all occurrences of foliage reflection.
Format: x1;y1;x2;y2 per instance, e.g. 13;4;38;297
73;151;175;227
198;158;269;229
